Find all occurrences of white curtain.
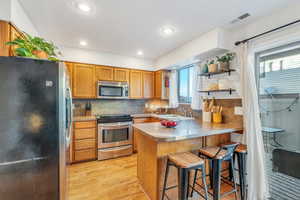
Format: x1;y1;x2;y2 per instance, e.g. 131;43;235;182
191;64;202;110
238;43;269;200
169;70;179;108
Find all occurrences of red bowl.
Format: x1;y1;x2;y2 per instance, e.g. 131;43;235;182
161;120;177;128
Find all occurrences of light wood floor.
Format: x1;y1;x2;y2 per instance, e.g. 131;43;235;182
68;154;239;200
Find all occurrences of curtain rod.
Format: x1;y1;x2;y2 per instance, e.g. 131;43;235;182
235;19;300;46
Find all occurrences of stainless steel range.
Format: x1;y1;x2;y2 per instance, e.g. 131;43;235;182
97;114;133;160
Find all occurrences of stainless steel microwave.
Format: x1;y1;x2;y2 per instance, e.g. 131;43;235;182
97;81;129;99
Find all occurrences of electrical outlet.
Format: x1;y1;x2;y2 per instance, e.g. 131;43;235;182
234;106;243;115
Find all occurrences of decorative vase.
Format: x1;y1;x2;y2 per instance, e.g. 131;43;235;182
202;64;209;73
219;62;230;71
208;64;218;73
32;50;49;59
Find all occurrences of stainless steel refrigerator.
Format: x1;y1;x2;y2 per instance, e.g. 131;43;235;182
0;57;72;200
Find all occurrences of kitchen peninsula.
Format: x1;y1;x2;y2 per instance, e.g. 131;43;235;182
133;119;243;200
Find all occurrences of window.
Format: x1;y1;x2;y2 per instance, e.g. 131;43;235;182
178;66;194;103
257;42;300;95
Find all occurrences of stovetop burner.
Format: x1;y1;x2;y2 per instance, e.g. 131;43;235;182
97;114;133;123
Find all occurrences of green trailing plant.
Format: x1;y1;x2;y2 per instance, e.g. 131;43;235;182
6;33;61;61
208;59;215;65
216;53;234;63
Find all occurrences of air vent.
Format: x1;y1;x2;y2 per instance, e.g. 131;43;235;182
230;13;251;24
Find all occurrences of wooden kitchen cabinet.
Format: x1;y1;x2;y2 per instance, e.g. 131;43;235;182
154;71;163;99
130;70;143;99
9;25;23;56
64;62;73;89
73;63;95;99
114;68;130;82
95;65;114;81
143;71;154;99
0;21;10;56
72;121;97;163
0;21;24;57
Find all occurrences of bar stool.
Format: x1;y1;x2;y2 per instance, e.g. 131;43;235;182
221;142;248;200
193;143;239;200
161;152;209;200
235;144;247;200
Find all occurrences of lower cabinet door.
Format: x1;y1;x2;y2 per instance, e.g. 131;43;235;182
74;149;96;162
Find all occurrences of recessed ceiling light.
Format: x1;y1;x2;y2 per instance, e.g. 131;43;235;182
77;3;91;12
160;26;176;37
80;40;87;46
137;50;143;56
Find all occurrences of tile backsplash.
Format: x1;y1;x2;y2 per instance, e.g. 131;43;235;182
73;99;147;116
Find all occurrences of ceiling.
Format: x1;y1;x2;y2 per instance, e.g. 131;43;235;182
20;0;293;60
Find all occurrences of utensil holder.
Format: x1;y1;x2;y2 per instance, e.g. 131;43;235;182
203;112;212;122
213;113;222;123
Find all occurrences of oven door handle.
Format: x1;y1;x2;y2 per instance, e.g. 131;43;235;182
99;125;131;130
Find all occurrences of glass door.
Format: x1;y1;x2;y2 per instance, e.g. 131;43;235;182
256;41;300;200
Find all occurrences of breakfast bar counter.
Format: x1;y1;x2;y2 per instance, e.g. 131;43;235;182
133;119;243;200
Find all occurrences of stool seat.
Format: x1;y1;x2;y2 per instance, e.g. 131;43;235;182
221;142;248;153
199;147;227;159
168;152;204;168
236;144;247;153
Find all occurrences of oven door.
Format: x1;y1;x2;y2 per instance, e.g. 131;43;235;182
98;122;132;149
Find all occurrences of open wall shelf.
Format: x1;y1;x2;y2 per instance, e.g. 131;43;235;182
198;88;236;95
199;69;236;79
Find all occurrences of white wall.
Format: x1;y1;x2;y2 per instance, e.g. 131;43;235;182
0;0;11;21
224;4;300;50
59;46;155;70
10;0;39;36
155;28;227;69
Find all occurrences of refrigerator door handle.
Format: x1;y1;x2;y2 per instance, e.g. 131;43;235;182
0;157;48;166
66;87;73;147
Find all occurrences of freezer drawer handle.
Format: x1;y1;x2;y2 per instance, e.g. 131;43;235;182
0;156;47;166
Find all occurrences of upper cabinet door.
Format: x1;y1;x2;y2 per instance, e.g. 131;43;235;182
73;64;95;98
64;62;73;89
130;70;143;99
95;66;114;81
154;71;162;99
0;21;10;56
9;25;24;56
143;71;154;99
114;68;129;82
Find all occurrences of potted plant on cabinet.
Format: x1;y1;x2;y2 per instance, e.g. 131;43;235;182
217;53;234;71
6;33;61;61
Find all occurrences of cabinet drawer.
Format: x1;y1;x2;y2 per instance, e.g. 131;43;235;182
74;149;96;161
98;145;132;161
74;128;96;140
74;139;96;150
74;121;96;129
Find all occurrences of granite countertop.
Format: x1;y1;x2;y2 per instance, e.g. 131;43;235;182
73;113;192;122
132;119;243;142
132;113;194;121
73;116;97;122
